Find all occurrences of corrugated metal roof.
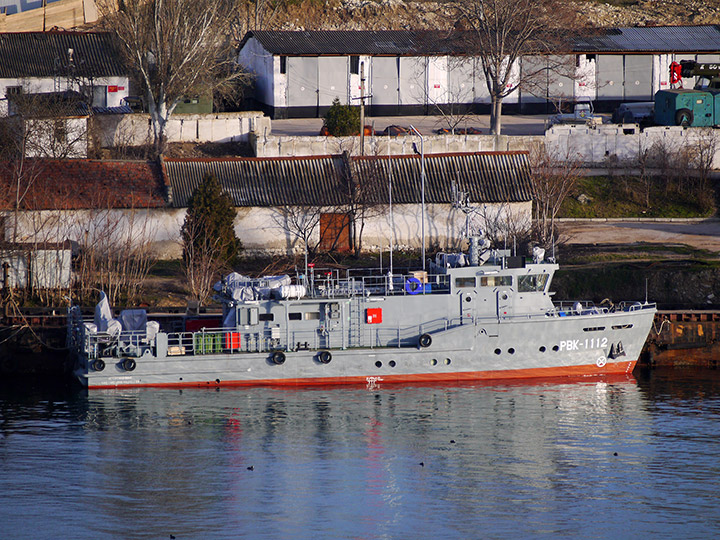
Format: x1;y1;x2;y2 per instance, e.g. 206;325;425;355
351;152;533;204
243;27;720;57
164;152;532;209
0;159;165;210
244;30;460;56
0;31;126;79
164;157;349;208
572;25;720;53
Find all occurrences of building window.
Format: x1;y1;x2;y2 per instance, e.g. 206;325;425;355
92;85;107;108
350;56;360;75
53;120;67;144
5;86;22;96
280;56;287;74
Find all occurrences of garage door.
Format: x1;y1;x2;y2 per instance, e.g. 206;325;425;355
318;57;348;107
371;56;399;108
399;57;426;105
288;56;318;108
624;55;652;100
596;55;623;100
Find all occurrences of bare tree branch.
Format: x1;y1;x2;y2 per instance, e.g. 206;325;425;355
97;0;251;155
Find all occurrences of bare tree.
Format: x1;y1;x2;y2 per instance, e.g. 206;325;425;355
97;0;250;155
271;204;327;258
346;154;389;256
0;93;91;243
530;146;581;246
452;0;579;135
424;57;480;134
181;215;227;305
230;0;286;40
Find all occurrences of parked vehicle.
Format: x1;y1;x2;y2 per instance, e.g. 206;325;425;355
612;102;655;125
547;98;603;127
654;61;720;127
435;127;482;135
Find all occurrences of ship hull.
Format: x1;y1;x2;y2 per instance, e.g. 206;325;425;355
74;309;654;389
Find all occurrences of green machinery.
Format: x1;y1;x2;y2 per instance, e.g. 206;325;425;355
654;60;720;127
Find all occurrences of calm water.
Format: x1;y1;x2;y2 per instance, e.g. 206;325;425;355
2;368;720;539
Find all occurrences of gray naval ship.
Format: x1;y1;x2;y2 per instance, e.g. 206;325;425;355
68;237;657;389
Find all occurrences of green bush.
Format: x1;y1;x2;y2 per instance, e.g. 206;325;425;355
323;98;360;136
181;172;242;267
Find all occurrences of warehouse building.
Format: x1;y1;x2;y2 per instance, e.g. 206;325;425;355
238;26;720;118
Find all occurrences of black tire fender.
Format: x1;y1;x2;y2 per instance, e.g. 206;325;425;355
271;351;286;365
419;333;432;348
318;350;332;364
122;358;136;371
93;359;105;372
675;108;693;127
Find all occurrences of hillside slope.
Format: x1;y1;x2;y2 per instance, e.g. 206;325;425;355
268;0;720;31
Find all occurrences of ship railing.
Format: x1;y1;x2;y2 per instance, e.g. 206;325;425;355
79;328;154;360
165;328;280;355
551;300;656;317
287;316;459;350
311;271;450;298
551;301;610;317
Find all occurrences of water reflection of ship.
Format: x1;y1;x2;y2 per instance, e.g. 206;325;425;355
80;376;648;521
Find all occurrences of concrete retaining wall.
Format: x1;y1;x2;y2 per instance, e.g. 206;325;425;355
545;124;720;168
92;111;272;148
251;132;543;157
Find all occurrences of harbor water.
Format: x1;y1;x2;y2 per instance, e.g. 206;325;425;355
2;367;719;539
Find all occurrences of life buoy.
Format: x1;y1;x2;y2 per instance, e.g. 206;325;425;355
93;359;105;372
318;350;332;364
419;333;432;348
271;351;286;365
122;358;136;371
405;277;423;295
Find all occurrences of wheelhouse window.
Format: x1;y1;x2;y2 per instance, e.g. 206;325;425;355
455;277;476;288
480;275;512;287
518;274;549;292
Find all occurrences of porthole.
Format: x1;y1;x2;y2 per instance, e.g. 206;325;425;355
494;348;501;355
465;296;472;302
389;360;396;368
539;346;546;353
444;358;451;365
375;361;382;368
552;345;559;352
431;358;438;366
508;348;515;355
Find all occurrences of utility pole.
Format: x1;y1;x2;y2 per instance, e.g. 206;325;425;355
352;61;372;155
360;61;365;155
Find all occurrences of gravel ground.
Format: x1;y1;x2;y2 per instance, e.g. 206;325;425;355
559;219;720;253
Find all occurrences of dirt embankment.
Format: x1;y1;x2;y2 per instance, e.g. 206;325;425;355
270;0;719;31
